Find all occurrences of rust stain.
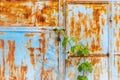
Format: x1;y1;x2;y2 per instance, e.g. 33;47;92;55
6;40;16;80
70;14;75;37
0;1;34;26
54;36;59;54
68;70;73;78
114;14;119;25
101;17;105;26
91;58;102;80
66;58;72;67
69;54;109;57
36;53;41;62
39;33;53;80
24;33;34;37
17;62;28;80
35;1;58;26
90;39;102;52
0;40;5;80
6;40;15;67
94;65;102;80
28;47;35;67
40;33;46;55
90;58;100;66
117;61;120;79
68;4;107;52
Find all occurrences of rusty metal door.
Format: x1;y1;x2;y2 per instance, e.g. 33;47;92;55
64;1;120;80
1;0;120;80
0;0;64;80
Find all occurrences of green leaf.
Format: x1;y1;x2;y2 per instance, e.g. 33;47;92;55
60;29;65;34
78;61;93;73
62;35;69;47
54;29;59;33
79;44;90;56
71;46;76;53
71;37;77;44
77;75;88;80
71;45;80;53
77;50;82;56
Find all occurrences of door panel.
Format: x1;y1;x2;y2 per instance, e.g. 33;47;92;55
65;1;109;80
0;1;34;26
66;57;109;80
66;3;109;53
0;31;59;80
0;0;59;27
113;2;120;80
35;1;58;27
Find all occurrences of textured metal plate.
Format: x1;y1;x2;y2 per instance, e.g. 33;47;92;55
35;1;58;26
65;2;110;80
0;31;59;80
66;3;109;53
113;2;120;80
114;2;120;53
0;0;59;27
65;57;109;80
0;1;34;26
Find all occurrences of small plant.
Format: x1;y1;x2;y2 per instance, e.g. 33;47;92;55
54;29;93;80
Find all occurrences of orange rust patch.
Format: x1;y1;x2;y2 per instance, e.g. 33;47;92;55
24;33;34;37
90;39;102;52
6;40;15;65
40;33;46;55
0;39;4;49
68;4;107;52
70;15;75;37
118;61;120;74
28;47;35;67
66;58;72;67
68;70;73;78
17;62;28;80
90;58;100;66
54;37;59;54
114;14;119;25
0;40;5;80
101;17;105;26
0;2;34;26
36;53;41;62
35;1;58;26
6;40;16;80
94;65;102;80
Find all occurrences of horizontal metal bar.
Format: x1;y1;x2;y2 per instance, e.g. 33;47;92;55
0;27;65;32
68;54;109;58
66;1;110;4
114;54;120;56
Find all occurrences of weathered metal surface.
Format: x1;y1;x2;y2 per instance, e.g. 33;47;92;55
114;2;120;53
0;1;35;26
66;2;109;53
114;2;120;80
0;0;59;27
65;57;109;80
0;31;59;80
65;1;110;80
0;0;120;80
114;56;120;80
35;1;58;26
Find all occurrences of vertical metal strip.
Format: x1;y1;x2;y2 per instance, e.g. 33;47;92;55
108;0;114;80
63;0;67;80
58;0;60;80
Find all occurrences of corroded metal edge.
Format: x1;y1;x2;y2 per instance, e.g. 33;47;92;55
0;27;65;32
68;54;109;58
66;1;110;4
